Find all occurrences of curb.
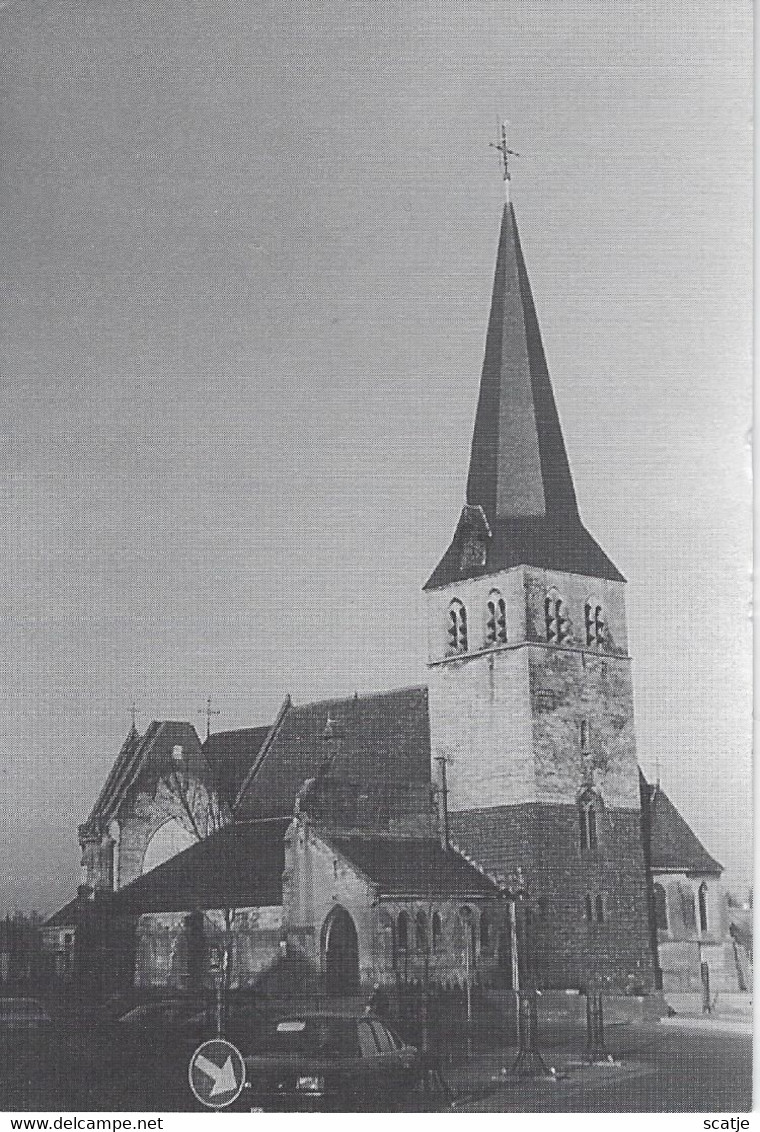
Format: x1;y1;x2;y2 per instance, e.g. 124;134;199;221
658;1016;752;1036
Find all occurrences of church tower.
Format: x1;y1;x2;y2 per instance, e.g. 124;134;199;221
425;148;654;991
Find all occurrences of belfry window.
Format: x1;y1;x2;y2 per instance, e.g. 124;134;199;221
584;599;605;648
595;895;605;924
584;894;593;922
698;883;709;933
486;590;507;645
447;599;468;654
545;589;569;644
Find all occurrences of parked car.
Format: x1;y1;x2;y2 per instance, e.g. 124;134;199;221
112;999;266;1062
0;998;57;1071
241;1011;421;1111
0;997;53;1034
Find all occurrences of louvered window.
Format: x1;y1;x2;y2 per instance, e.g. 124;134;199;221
486;590;507;645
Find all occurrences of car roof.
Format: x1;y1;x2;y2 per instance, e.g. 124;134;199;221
273;1011;383;1022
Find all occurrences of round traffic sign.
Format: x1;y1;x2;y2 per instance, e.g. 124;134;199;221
188;1038;246;1108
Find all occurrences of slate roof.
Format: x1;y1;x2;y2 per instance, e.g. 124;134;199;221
43;897;79;928
467;203;578;524
426;202;623;588
425;513;624;589
235;687;430;821
204;726;270;808
323;833;500;897
642;779;722;875
109;819;289;914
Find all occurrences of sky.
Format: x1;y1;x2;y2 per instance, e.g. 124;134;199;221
0;0;752;914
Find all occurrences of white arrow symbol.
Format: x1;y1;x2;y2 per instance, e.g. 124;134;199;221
194;1053;238;1096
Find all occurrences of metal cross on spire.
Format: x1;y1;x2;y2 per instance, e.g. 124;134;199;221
198;695;220;741
128;701;138;730
490;121;520;198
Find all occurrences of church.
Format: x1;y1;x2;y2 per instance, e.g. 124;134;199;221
44;163;742;1010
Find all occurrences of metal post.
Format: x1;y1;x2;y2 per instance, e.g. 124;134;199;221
464;928;472;1024
510;881;553;1078
586;990;607;1062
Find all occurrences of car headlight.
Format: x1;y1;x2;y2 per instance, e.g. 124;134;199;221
296;1075;325;1094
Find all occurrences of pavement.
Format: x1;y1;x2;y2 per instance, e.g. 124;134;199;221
440;1046;651;1108
439;1017;753;1113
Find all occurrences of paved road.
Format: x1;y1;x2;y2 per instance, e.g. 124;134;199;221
2;1020;751;1112
455;1023;753;1113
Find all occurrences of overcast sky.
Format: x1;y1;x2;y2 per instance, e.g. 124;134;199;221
0;0;751;914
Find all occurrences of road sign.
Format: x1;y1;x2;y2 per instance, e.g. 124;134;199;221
188;1039;246;1108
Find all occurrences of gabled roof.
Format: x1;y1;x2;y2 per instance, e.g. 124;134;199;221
642;779;722;876
426;203;622;589
109;819;289;915
204;726;271;808
42;897;79;929
235;687;430;821
84;721;204;831
322;833;500;898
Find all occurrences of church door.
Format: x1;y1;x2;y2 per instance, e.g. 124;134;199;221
323;906;359;995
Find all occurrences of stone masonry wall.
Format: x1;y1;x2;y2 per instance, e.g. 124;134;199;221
451;804;655;992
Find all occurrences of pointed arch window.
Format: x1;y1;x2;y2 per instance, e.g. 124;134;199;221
579;792;600;852
432;911;443;953
698;883;709;933
595;895;605;924
545;588;569;644
486;590;507;646
447;599;468;654
584;598;605;648
397;911;410;953
415;910;428;953
584;894;593;922
653;883;668;931
480;909;493;953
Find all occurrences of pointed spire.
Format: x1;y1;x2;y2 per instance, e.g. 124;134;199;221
466;202;578;524
425;193;623;590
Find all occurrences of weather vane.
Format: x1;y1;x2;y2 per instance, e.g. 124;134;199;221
489;120;520;189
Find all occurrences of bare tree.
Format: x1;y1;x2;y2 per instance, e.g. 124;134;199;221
160;743;236;1036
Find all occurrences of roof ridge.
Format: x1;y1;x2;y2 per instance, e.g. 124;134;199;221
288;684;428;713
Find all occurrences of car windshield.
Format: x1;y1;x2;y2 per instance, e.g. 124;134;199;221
262;1018;358;1057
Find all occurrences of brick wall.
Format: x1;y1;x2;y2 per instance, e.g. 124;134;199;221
451;803;655;992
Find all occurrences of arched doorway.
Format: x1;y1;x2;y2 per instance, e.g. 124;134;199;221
322;906;359;994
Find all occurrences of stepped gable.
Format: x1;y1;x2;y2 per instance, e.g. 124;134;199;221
235;687;431;821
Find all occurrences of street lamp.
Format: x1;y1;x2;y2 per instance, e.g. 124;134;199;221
508;871;553;1078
